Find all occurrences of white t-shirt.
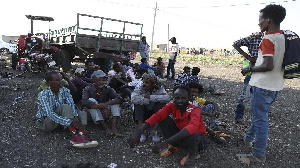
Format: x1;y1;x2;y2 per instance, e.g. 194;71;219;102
249;31;285;91
169;43;179;60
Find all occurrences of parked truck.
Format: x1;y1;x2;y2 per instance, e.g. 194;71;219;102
19;13;143;72
50;13;143;72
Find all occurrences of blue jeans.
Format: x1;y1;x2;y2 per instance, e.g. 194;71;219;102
245;86;279;157
166;59;175;78
234;75;251;121
201;103;219;129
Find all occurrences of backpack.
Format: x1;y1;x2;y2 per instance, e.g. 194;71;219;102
282;30;300;79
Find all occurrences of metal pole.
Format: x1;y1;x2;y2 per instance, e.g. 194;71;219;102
150;2;157;56
31;18;33;34
48;21;51;41
167;24;169;53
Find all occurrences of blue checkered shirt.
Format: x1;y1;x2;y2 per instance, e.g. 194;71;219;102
233;32;264;58
36;86;77;126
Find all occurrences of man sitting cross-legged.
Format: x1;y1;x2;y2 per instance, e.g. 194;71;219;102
82;70;123;137
129;85;207;166
36;71;98;148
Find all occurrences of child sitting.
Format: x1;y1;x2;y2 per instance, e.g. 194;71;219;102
187;67;201;83
153;57;165;78
187;81;227;144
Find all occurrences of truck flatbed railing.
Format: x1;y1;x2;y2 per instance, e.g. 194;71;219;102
50;13;143;55
78;13;143;26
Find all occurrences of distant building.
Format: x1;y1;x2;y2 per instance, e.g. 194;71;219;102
151;43;168;52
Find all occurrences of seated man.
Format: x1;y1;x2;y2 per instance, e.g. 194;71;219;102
83;59;96;83
126;63;140;82
81;70;123;136
38;71;76;94
36;71;98;148
139;58;156;74
70;68;89;107
153;57;165;79
131;73;170;143
108;62;128;93
129;85;207;166
120;68;147;100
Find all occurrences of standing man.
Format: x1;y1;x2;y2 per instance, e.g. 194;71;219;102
166;37;179;80
36;71;98;148
232;32;264;125
237;4;286;164
140;36;150;61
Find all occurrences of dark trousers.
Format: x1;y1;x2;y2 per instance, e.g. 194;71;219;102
109;78;124;93
134;102;166;121
120;87;133;99
159;116;207;155
166;59;175;78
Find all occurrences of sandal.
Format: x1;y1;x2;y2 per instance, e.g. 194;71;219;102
160;145;181;157
180;154;199;166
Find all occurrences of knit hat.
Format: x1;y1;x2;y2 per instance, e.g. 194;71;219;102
142;73;161;89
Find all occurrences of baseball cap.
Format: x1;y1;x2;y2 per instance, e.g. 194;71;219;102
75;68;85;74
169;37;176;43
91;70;106;78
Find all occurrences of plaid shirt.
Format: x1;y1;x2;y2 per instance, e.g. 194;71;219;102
233;32;264;58
174;73;191;86
36;86;77;126
187;75;200;84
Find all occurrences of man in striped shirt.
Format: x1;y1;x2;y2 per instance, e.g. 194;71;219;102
36;71;98;148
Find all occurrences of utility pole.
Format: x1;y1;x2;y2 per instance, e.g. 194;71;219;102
167;24;169;53
150;2;157;56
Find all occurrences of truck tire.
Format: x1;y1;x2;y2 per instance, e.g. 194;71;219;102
61;49;71;72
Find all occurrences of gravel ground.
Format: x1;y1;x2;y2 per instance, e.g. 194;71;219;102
0;55;300;168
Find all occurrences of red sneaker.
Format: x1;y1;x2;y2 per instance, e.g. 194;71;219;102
70;134;78;144
72;135;98;148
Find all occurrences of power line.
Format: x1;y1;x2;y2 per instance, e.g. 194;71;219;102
158;0;296;9
157;0;297;32
158;9;250;32
97;0;154;9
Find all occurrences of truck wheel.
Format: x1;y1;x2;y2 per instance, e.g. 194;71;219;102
61;49;71;72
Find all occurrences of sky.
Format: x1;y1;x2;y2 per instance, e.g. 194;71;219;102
1;0;299;49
